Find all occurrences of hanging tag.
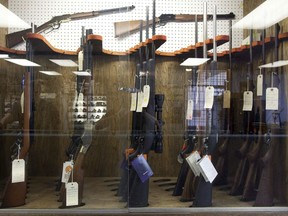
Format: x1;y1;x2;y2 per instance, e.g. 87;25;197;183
66;182;79;206
12;159;25;183
136;92;143;112
186;99;194;120
78;92;84;104
186;151;201;176
20;92;24;114
197;155;218;183
257;74;263;96
266;87;279;110
204;86;214;109
61;161;73;183
130;93;137;111
142;85;150;108
223;90;231;108
78;50;83;71
243;91;253;111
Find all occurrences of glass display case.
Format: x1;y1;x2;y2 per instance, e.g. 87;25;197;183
1;0;288;215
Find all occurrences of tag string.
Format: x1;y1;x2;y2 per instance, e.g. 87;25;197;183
225;80;229;91
17;145;21;160
271;71;274;88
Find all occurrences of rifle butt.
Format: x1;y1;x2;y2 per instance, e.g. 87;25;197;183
114;19;156;37
192;175;212;207
180;169;196;202
59;153;85;208
254;141;274;206
1;177;27;208
172;159;189;196
241;162;258;201
6;28;32;48
229;157;249;196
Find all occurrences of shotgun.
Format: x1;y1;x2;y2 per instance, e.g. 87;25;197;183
213;20;233;186
192;3;215;207
114;12;235;37
240;29;267;202
58;29;94;208
128;3;157;207
1;36;34;208
116;21;144;201
229;30;255;197
173;14;200;198
6;5;135;48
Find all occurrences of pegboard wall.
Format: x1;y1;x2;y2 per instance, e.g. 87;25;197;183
9;0;243;53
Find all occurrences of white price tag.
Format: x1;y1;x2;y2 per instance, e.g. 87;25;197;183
223;90;231;109
136;92;143;112
257;74;263;96
130;93;137;111
78;50;83;71
266;87;279;110
197;155;218;183
61;161;73;183
186;151;201;176
204;86;214;109
142;85;150;108
186;99;194;120
243;91;253;111
12;159;25;183
66;182;79;206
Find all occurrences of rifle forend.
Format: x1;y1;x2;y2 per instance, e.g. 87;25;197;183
114;12;235;37
6;5;135;48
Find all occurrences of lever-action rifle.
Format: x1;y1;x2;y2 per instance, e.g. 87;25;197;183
6;5;135;48
114;12;235;37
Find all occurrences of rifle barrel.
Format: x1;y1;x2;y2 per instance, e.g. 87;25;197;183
70;5;135;21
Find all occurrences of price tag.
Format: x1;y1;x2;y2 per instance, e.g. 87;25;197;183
223;90;231;108
204;86;214;109
136;92;143;113
186;151;201;176
12;159;25;183
197;155;218;183
257;74;263;96
78;50;83;71
20;92;24;114
61;161;73;183
266;87;279;110
130;93;137;111
186;99;194;120
66;182;79;206
142;85;150;108
243;91;253;111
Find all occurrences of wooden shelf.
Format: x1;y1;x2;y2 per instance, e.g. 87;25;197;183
0;45;25;55
26;33;77;55
1;32;287;60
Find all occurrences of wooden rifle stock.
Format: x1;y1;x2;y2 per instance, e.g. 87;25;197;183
114;12;235;37
1;69;31;208
254;130;274;206
59;151;85;208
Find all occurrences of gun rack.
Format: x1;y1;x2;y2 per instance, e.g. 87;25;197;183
0;33;287;61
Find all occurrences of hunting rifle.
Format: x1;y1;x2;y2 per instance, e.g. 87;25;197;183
58;28;94;208
229;30;255;196
114;12;235;37
1;29;34;208
173;12;201;198
6;5;135;48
